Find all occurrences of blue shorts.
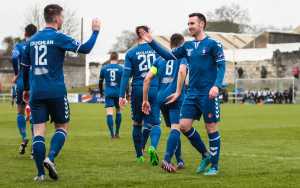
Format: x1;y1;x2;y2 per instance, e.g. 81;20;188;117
105;96;119;108
160;101;182;127
130;86;160;125
16;83;25;105
30;95;70;124
180;94;220;123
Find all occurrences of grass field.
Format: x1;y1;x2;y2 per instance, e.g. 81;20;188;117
0;103;300;188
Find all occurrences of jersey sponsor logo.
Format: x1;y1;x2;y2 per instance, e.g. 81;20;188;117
110;82;117;86
161;77;174;84
34;67;49;75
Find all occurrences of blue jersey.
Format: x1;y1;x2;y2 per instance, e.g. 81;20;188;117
120;43;159;97
151;57;187;105
22;27;82;100
149;36;225;95
12;41;26;87
100;63;123;97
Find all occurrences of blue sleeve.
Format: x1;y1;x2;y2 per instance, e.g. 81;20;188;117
21;43;31;91
77;31;99;54
119;53;132;97
212;41;226;88
57;31;99;54
179;58;188;66
149;40;186;60
11;45;20;75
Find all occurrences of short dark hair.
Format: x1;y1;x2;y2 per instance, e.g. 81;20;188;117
25;24;37;38
170;33;184;48
44;4;63;23
110;52;119;61
189;13;206;29
135;25;149;39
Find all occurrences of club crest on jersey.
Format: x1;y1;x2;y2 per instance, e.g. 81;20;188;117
186;49;193;56
202;47;208;55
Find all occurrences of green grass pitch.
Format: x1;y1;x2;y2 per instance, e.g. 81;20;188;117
0;103;300;188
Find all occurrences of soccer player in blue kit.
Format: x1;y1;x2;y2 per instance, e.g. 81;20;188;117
139;13;225;175
11;24;37;155
119;26;161;166
99;52;123;138
21;4;101;181
142;33;188;172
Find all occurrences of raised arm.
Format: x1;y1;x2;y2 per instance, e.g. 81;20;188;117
139;29;186;60
58;18;100;54
77;31;99;54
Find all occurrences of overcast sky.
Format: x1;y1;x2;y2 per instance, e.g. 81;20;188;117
0;0;299;59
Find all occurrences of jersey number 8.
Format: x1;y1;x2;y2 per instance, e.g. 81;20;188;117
165;60;174;76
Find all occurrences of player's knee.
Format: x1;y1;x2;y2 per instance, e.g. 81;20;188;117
33;123;46;136
55;123;69;132
179;119;193;133
171;124;180;131
106;107;114;115
205;123;218;133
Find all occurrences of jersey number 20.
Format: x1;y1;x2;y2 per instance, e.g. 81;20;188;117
138;54;156;71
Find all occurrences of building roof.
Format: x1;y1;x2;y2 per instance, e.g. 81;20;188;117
154;32;256;50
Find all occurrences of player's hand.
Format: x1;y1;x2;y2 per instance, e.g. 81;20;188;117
92;18;101;31
11;75;17;84
23;90;30;104
165;92;180;105
119;97;127;109
209;86;219;99
138;29;153;43
142;100;151;115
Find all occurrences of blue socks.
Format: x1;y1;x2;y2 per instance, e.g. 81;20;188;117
106;115;114;137
17;113;26;141
208;131;221;169
48;129;67;162
164;129;180;163
175;137;183;163
32;136;46;176
142;123;152;149
150;125;161;149
183;127;208;158
132;125;143;157
115;112;122;136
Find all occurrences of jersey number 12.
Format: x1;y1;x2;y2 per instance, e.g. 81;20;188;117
34;45;47;66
